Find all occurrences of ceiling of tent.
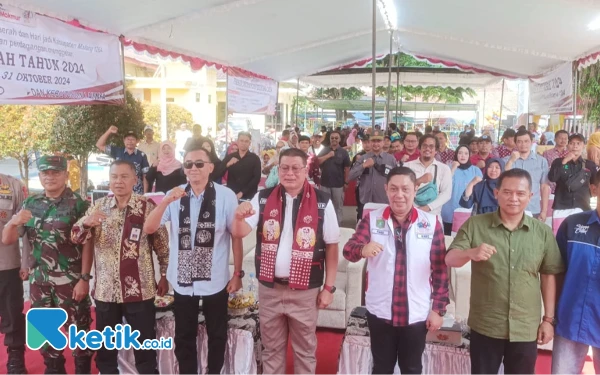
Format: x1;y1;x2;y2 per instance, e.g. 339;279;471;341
301;67;501;89
9;0;600;80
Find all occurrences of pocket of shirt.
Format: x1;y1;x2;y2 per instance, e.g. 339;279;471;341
518;246;543;275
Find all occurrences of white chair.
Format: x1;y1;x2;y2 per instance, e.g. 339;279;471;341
317;227;365;329
451;208;472;236
552;208;583;235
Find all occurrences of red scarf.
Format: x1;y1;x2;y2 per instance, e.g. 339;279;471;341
260;180;318;289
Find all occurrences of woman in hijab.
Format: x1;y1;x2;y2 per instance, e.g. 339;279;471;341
200;138;223;184
441;145;483;235
460;157;505;215
262;140;288;175
587;132;600;167
146;141;187;193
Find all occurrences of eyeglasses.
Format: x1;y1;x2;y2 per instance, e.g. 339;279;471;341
183;160;211;169
421;144;436;149
279;165;305;174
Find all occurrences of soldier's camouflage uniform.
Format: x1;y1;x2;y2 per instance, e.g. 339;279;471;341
22;187;93;360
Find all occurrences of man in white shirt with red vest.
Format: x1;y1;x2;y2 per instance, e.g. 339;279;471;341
232;147;340;374
343;166;449;374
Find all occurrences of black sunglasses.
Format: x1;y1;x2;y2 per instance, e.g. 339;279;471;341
183;160;211;169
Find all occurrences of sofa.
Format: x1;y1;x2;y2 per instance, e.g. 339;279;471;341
445;235;554;350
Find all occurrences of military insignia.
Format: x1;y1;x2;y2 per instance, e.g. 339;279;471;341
181;235;191;248
263;219;281;241
196;230;211;243
270;209;278;218
303;215;313;224
376;218;385;229
296;227;316;249
180;205;185;212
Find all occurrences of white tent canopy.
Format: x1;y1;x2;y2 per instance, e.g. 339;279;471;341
9;0;600;81
301;68;501;89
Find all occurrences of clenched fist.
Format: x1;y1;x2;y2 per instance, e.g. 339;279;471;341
235;202;255;220
108;125;118;134
164;187;187;204
471;176;483;185
362;158;375;169
227;157;239;168
11;209;32;226
510;150;521;162
468;243;497;262
361;241;384;258
83;211;108;228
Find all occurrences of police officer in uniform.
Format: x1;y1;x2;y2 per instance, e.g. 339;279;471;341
0;173;28;374
2;156;94;374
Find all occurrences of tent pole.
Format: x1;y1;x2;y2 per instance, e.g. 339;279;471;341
386;31;393;126
225;71;229;145
295;78;300;128
481;88;486;136
497;79;505;143
371;0;376;129
160;64;168;143
573;63;578;133
395;55;400;123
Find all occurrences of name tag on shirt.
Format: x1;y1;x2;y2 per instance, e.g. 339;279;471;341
130;225;142;242
371;228;390;236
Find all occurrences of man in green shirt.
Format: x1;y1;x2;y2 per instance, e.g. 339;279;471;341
446;168;564;374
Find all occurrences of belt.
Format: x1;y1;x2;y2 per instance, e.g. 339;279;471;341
274;277;289;285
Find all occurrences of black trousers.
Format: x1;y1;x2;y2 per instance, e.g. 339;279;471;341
0;268;25;349
443;222;453;236
94;298;157;374
367;311;427;374
470;329;538;374
174;288;228;375
356;185;364;222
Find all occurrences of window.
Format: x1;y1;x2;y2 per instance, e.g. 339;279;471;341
208;95;212;104
166;98;175;103
266;103;283;129
196;93;201;102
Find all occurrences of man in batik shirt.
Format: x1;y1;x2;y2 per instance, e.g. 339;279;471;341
72;160;169;375
2;156;94;374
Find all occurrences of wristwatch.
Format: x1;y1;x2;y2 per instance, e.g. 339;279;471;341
542;316;557;326
234;270;245;278
323;284;336;294
434;310;446;317
80;273;93;282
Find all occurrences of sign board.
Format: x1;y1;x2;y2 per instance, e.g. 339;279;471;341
227;67;278;115
529;62;573;115
0;4;124;104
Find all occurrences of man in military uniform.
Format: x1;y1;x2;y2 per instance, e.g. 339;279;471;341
0;173;28;374
2;156;94;374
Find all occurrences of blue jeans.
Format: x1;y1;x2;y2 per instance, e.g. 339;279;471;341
551;334;600;374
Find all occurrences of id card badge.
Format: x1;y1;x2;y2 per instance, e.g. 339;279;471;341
130;224;142;242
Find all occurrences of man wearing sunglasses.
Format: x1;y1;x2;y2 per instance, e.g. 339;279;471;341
213;132;262;201
145;145;244;375
232;148;340;374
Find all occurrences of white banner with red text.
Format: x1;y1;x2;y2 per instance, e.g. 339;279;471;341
226;67;278;115
528;62;573;115
0;4;124;105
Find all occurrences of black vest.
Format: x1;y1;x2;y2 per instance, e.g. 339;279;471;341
255;186;330;289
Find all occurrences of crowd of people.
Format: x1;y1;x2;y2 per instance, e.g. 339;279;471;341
0;120;598;375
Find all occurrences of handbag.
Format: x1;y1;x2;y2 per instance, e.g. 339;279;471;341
565;160;591;192
415;165;438;207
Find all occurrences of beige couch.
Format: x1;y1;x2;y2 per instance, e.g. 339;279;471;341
445;235;553;350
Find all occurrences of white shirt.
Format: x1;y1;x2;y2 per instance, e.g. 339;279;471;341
309;145;324;156
404;158;452;217
245;189;340;278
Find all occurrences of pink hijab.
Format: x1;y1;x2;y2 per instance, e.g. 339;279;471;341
157;141;182;176
347;129;358;147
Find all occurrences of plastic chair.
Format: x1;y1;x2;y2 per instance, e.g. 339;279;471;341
451;208;472;236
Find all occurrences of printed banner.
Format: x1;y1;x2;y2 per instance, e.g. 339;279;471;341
529;62;573;115
227;67;278;115
0;4;124;105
